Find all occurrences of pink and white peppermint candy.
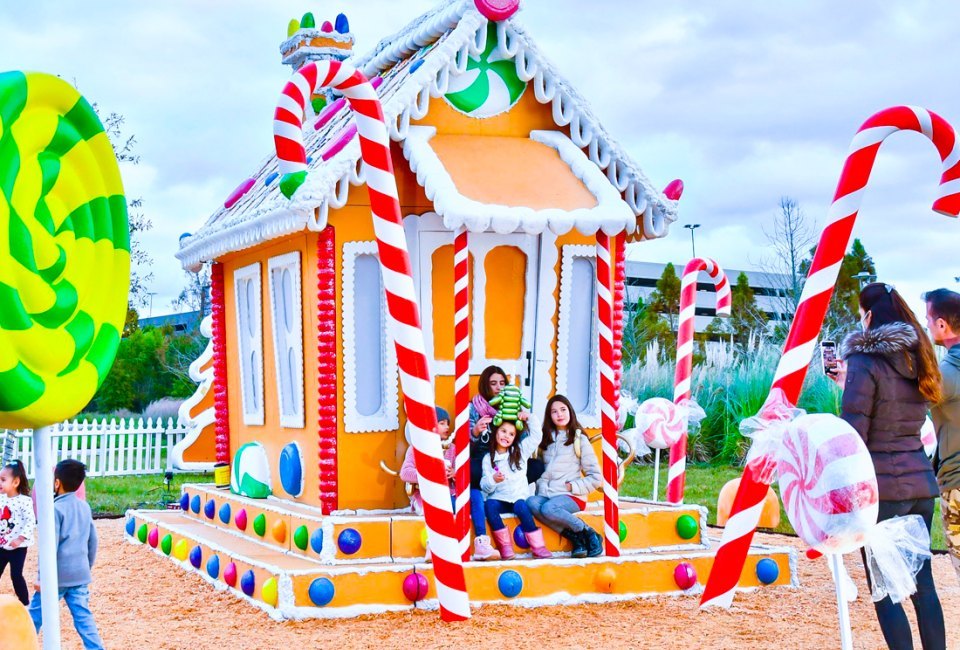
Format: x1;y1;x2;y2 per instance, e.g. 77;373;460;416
636;397;685;450
777;413;879;555
921;416;937;458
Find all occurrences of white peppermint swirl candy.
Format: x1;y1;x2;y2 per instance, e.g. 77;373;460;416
635;397;686;450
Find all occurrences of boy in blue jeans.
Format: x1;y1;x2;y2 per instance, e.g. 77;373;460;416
29;459;104;650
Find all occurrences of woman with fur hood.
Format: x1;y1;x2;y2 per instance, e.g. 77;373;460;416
832;282;946;650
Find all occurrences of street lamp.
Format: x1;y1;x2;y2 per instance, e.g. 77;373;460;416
147;291;157;318
852;271;877;289
683;223;700;258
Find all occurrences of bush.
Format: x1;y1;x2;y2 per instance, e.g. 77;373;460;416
144;398;185;421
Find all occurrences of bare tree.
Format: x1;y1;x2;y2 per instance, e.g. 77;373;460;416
757;197;817;325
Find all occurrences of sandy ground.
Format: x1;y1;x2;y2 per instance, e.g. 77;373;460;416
2;519;958;649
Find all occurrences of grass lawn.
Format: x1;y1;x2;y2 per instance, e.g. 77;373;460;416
84;472;210;516
620;463;947;551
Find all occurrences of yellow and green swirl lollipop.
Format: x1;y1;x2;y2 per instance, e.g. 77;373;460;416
0;71;129;429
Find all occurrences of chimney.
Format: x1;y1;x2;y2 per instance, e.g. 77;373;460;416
281;12;355;112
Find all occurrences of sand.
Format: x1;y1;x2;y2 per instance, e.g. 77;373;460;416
2;519;958;649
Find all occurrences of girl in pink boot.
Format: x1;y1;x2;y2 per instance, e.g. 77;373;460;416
480;420;551;559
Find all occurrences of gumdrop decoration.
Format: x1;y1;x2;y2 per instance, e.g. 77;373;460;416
338;528;362;555
253;513;267;537
240;570;256;596
334;13;349;34
235;508;248;531
189;545;203;569
204;498;216;520
161;534;172;556
206;555;220;580
190;494;201;514
512;526;529;549
262;577;279;607
309;578;335;606
224;562;238;587
310;528;324;554
218;502;232;525
294;525;309;551
279;442;304;497
300;12;315;29
497;570;523;598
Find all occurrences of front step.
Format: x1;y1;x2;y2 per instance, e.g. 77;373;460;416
125;508;797;619
177;483;710;563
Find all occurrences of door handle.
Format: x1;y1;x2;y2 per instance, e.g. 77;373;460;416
524;351;532;386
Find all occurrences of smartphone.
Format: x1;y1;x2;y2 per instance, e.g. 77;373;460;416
821;340;838;375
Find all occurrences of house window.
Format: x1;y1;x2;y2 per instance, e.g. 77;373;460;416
342;241;399;432
556;245;599;427
234;263;264;425
268;252;305;428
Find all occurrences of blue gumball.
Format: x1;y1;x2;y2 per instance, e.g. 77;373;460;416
310;528;324;554
125;517;136;537
279;442;304;497
410;59;424;74
309;577;335;606
204;498;216;520
179;493;190;512
218;502;232;524
498;570;523;598
334;12;350;34
189;545;203;569
513;527;529;549
338;528;362;555
240;570;256;596
190;494;201;514
207;555;220;580
756;558;780;585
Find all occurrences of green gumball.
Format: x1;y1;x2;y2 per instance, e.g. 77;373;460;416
294;525;309;551
137;524;148;544
619;520;628;542
161;534;173;556
676;514;699;540
253;513;267;537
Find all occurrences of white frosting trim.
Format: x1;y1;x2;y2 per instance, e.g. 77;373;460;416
171;316;217;471
556;245;601;427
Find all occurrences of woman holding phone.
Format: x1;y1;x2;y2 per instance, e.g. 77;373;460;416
831;282;946;650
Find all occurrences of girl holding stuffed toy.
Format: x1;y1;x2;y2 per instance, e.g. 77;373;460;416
0;460;35;605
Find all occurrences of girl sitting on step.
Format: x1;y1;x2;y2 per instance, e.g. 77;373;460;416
480;420;551;559
527;395;603;558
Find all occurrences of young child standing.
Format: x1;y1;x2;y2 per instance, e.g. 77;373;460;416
0;460;35;605
481;420;551;559
399;407;457;514
527;395;604;558
29;459;103;650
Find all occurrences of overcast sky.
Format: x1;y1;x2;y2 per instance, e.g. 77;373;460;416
3;1;958;319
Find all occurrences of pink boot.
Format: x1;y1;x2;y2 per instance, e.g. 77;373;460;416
472;535;501;561
491;528;515;560
524;528;553;559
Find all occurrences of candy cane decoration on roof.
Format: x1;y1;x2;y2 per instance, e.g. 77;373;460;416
668;258;731;504
453;227;472;560
596;231;620;556
701;105;960;610
273;60;469;622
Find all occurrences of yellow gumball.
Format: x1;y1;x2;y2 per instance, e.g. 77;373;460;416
173;539;189;561
595;566;617;593
262;577;279;607
420;527;429;550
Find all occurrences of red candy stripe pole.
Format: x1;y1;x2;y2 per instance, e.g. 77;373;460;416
596;232;620;556
453;227;471;561
274;61;469;621
701;106;960;609
667;258;731;504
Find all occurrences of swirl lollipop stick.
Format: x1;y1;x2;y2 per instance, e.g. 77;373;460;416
702;106;960;610
1;71;130;650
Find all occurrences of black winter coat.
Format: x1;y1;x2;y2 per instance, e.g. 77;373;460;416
840;322;939;502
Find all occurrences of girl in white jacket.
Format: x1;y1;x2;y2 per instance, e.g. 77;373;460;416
527;395;604;558
480;420;551;559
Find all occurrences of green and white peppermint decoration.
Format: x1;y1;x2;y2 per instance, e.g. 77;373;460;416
444;24;527;118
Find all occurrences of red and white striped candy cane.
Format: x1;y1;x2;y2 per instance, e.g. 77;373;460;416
667;258;731;504
453;227;471;561
701;105;960;609
274;61;469;621
596;232;620;556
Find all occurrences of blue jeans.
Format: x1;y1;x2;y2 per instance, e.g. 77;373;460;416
470;488;487;537
527;494;584;534
29;585;104;650
484;498;537;533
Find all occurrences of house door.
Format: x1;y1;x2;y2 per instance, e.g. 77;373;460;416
417;230;541;406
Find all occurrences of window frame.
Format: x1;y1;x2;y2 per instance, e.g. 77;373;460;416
233;262;265;426
267;251;305;429
556;245;600;427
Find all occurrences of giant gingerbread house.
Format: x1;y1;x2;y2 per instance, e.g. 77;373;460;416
126;0;796;618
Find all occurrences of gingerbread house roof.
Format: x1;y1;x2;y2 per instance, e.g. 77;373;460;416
176;0;679;269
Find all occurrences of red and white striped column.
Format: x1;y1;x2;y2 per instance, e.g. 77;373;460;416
596;231;620;556
317;226;339;514
452;228;471;561
701;106;960;609
668;257;730;504
273;60;469;621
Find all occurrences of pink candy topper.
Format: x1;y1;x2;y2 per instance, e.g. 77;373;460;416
474;0;520;22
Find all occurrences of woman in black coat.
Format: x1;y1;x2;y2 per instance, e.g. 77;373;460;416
832;283;945;650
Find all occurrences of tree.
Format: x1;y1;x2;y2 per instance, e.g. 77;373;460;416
621;264;681;364
800;238;877;339
759;197;817;331
173;264;212;324
648;263;681;329
707;272;767;350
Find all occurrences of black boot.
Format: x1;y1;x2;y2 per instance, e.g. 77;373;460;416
561;529;588;558
584;526;604;558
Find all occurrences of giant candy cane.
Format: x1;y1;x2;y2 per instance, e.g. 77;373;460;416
701;106;960;609
274;61;469;621
668;258;731;504
597;232;620;556
453;227;472;560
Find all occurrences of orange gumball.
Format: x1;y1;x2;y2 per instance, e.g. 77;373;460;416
594;567;617;593
717;478;780;528
0;594;39;650
271;519;287;544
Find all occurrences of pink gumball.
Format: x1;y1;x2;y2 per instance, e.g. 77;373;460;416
777;414;878;555
673;562;697;590
147;528;159;548
636;398;684;449
402;572;429;602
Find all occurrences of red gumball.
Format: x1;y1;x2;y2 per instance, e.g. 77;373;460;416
402;572;429;602
673;562;697;590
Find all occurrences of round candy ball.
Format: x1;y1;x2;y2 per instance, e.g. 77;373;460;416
402;572;429;602
513;527;529;549
310;528;324;554
218;503;232;525
206;555;220;580
294;525;309;551
161;534;173;556
125;518;136;537
240;570;256;596
595;567;616;593
756;558;780;585
498;570;523;598
235;509;248;531
147;528;159;548
619;520;628;542
675;514;699;540
189;545;203;569
673;562;697;590
253;513;266;537
338;528;362;555
137;524;148;544
204;498;216;520
262;577;279;607
279;442;304;497
309;577;335;606
173;539;189;561
179;493;190;512
224;562;238;587
190;494;201;514
419;527;429;550
271;519;287;544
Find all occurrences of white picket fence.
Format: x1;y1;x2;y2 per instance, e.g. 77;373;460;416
2;418;190;479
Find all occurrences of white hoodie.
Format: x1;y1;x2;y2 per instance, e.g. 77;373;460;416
480;425;542;503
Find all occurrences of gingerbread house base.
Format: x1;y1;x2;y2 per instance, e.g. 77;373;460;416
124;484;796;618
